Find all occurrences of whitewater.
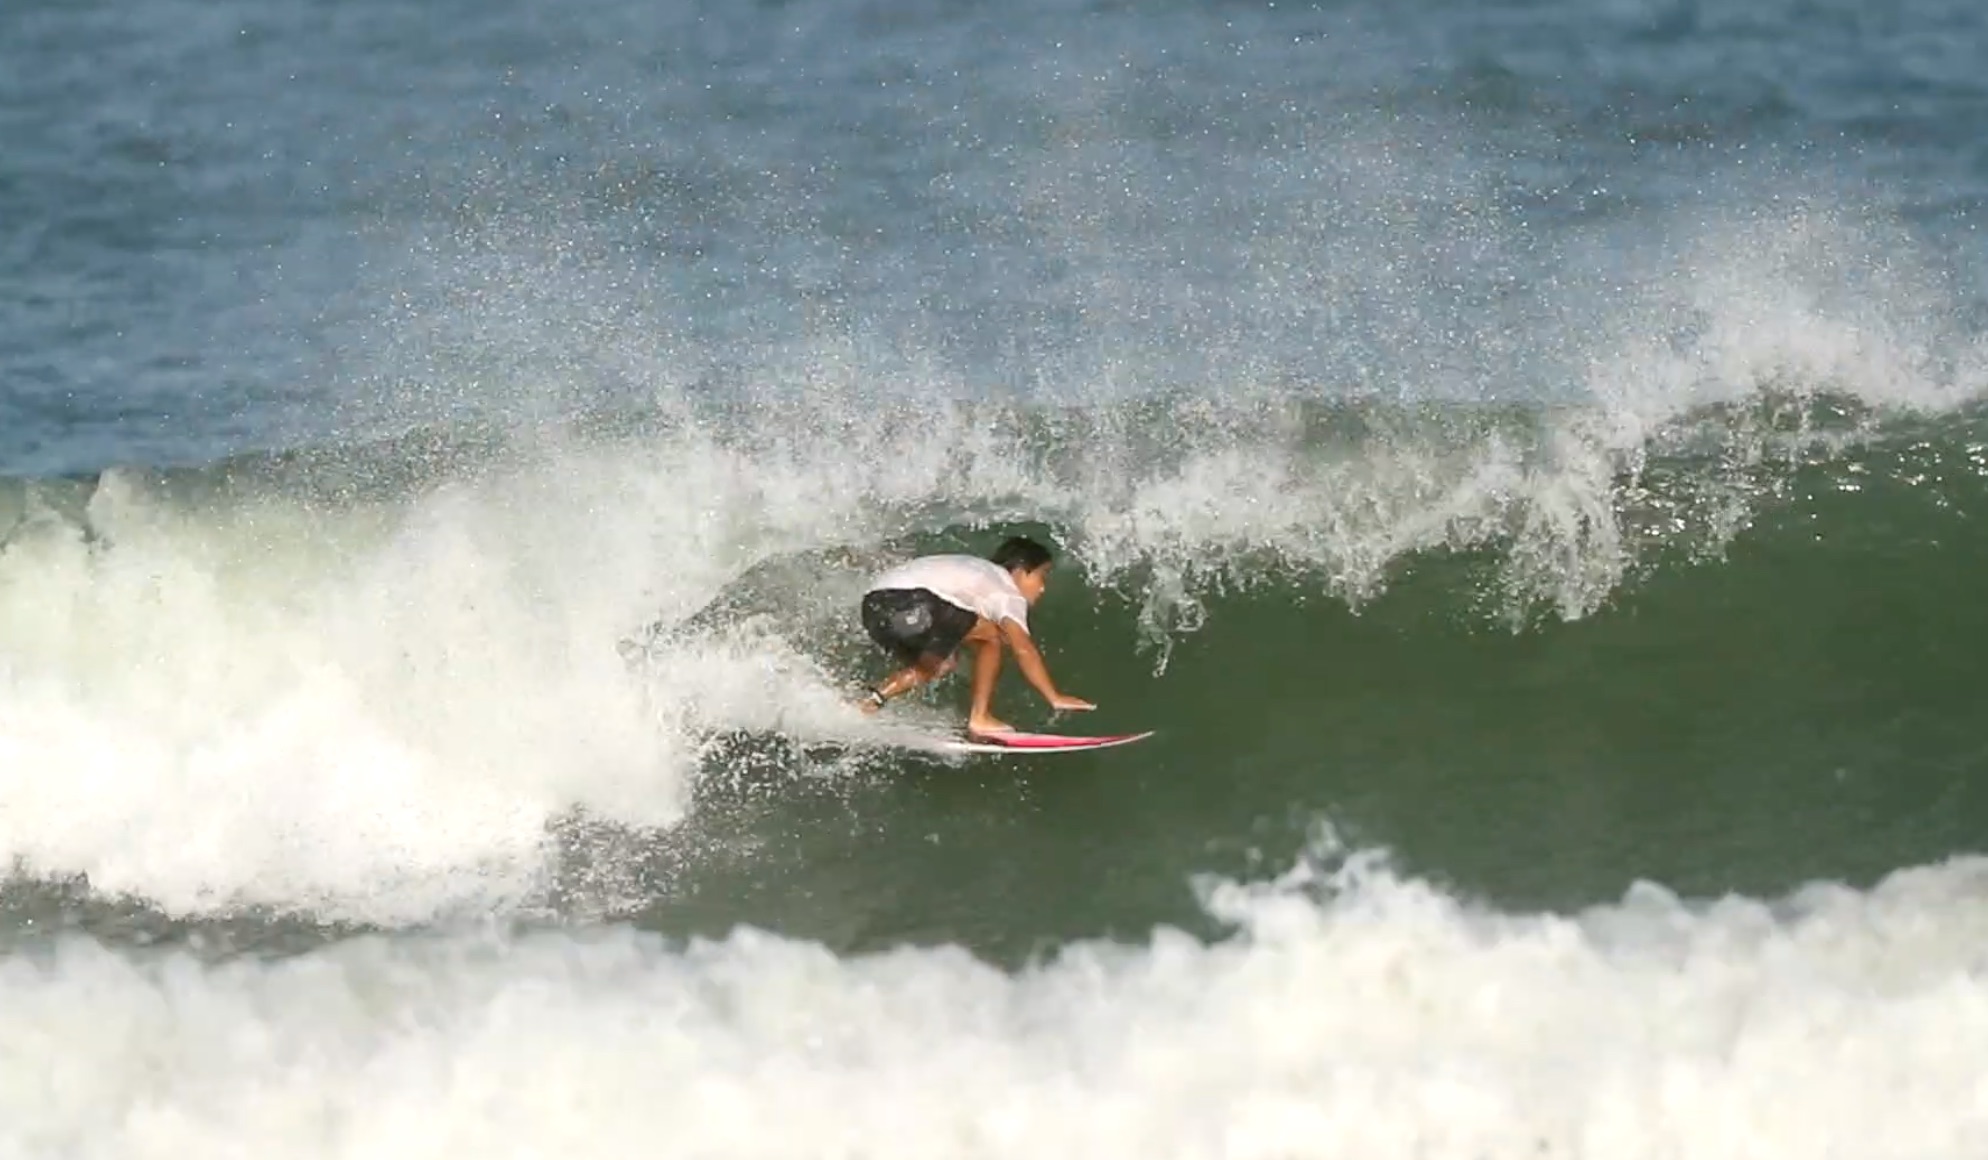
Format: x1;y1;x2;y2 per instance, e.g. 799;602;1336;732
3;839;1985;1158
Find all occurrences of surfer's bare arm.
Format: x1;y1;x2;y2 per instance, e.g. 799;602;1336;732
998;619;1095;712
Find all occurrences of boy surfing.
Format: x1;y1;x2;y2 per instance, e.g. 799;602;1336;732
857;536;1094;737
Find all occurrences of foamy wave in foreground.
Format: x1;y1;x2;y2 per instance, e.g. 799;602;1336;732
3;845;1985;1159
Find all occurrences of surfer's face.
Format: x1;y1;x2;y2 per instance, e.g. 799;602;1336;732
1012;563;1051;604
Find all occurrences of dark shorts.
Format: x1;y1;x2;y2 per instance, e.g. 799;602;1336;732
861;588;978;666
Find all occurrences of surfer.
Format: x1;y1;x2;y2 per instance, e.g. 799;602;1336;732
857;536;1095;737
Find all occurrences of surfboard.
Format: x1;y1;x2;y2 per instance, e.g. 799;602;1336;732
934;729;1154;755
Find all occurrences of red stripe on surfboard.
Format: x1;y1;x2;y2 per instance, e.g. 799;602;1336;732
967;731;1146;749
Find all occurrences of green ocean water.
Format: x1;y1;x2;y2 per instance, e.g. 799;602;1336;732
2;393;1981;968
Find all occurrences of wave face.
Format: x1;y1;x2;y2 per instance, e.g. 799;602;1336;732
3;356;1986;930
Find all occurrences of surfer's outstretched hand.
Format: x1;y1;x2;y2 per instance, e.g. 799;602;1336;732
1049;694;1096;712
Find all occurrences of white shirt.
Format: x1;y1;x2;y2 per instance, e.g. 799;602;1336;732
867;555;1030;631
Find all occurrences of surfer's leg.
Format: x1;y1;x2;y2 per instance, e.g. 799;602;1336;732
862;649;956;705
963;620;1011;736
861;664;921;708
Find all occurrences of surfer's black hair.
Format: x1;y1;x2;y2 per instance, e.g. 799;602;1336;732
989;536;1054;574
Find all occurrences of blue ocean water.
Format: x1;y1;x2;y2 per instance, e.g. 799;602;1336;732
8;0;1986;476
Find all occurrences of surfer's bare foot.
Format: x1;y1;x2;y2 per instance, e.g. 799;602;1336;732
967;715;1013;737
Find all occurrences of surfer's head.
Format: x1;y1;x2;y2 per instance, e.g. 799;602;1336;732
990;536;1054;604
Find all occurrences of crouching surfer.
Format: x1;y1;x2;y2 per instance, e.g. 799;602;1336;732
857;536;1094;737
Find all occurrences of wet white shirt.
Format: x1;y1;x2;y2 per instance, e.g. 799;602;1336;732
867;555;1030;631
